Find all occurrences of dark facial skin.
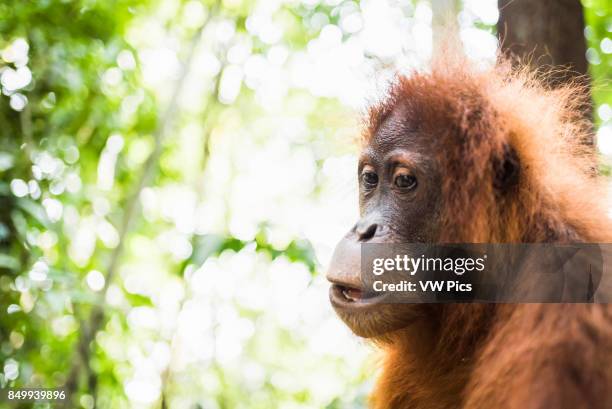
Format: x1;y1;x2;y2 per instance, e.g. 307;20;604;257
327;109;442;338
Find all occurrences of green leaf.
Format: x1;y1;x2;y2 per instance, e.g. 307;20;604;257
15;197;50;228
0;254;20;271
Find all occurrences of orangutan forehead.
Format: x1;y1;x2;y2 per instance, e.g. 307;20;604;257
364;82;451;147
363;100;431;156
364;72;494;148
366;101;410;139
366;97;405;142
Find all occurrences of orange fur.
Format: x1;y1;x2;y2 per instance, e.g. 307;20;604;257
363;52;612;409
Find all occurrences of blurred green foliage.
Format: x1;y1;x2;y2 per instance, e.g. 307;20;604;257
584;0;612;116
0;0;610;408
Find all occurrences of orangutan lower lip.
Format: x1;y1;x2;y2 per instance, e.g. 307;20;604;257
338;285;363;302
330;283;385;308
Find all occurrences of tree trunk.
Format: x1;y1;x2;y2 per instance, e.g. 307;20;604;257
497;0;588;82
497;0;593;141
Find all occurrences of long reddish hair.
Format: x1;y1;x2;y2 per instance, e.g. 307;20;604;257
363;50;612;409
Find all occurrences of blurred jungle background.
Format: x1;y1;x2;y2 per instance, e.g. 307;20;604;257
0;0;610;408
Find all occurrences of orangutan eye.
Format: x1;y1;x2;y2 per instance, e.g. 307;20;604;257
361;171;378;189
395;173;417;190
